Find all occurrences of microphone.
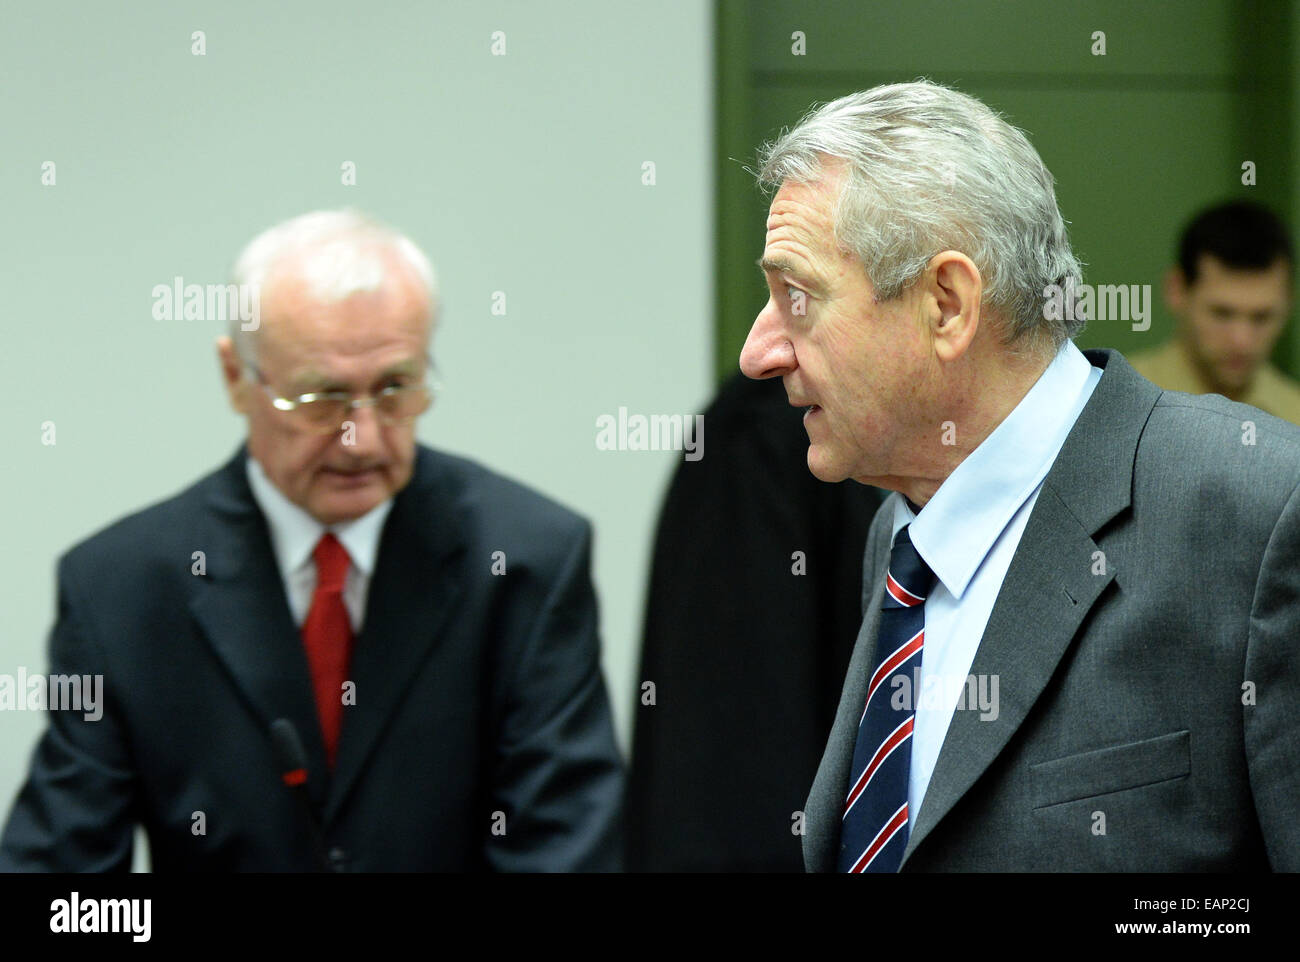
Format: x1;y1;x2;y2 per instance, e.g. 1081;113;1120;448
269;718;332;871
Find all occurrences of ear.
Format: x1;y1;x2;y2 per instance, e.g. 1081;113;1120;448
926;250;982;363
1163;266;1188;316
216;336;250;414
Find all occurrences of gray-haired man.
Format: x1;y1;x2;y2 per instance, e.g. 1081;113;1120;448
742;81;1300;872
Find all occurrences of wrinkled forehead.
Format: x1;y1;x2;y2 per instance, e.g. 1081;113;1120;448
766;163;855;248
767;187;833;245
763;168;864;287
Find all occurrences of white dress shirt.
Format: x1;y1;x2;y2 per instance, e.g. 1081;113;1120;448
245;455;395;632
889;339;1103;830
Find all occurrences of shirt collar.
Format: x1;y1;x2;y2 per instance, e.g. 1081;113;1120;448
245;454;395;577
892;339;1100;599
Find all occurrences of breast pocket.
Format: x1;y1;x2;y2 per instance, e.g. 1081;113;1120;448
1030;730;1190;809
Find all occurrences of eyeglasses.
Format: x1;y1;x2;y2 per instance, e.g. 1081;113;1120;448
245;361;439;435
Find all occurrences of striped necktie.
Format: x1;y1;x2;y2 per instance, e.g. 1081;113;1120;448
838;523;936;873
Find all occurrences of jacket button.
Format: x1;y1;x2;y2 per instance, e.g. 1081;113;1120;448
327;847;348;872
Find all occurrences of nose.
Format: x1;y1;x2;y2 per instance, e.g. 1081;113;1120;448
739;298;797;379
337;400;385;457
1226;318;1259;355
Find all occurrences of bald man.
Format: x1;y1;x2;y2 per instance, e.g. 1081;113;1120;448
0;210;623;872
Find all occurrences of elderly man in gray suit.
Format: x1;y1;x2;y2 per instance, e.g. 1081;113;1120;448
740;80;1300;872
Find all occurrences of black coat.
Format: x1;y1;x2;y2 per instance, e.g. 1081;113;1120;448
0;445;624;871
627;374;884;871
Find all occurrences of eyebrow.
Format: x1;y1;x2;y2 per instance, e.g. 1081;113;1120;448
757;255;797;275
377;357;424;376
1207;301;1279;316
290;357;425;391
757;255;823;292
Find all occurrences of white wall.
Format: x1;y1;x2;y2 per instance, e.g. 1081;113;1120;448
0;0;714;867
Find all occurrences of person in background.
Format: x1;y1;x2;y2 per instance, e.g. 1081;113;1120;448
0;210;623;872
1129;200;1300;424
627;372;882;871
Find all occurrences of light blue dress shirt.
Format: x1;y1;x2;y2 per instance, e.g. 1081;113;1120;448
888;339;1103;830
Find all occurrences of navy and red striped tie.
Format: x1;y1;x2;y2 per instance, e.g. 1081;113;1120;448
839;523;936;873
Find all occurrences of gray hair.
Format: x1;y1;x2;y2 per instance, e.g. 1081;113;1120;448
228;209;437;363
756;80;1083;353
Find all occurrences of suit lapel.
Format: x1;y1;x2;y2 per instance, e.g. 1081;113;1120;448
188;448;331;808
805;514;892;872
899;484;1113;863
897;348;1162;866
323;448;467;827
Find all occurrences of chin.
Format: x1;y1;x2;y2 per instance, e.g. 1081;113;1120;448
806;448;849;484
309;487;387;525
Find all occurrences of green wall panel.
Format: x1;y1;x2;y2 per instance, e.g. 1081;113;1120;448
716;0;1295;380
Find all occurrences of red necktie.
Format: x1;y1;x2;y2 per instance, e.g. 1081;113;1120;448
302;533;353;769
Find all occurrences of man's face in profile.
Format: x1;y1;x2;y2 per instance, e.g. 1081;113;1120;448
740;164;934;487
1171;254;1290;395
225;248;432;524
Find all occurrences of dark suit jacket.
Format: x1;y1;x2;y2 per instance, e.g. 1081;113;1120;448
0;445;624;871
805;348;1300;871
627;373;883;871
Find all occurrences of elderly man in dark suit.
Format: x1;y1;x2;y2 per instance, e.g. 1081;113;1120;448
0;210;623;871
740;81;1300;872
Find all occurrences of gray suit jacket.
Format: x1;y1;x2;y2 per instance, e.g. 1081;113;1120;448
804;348;1300;872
